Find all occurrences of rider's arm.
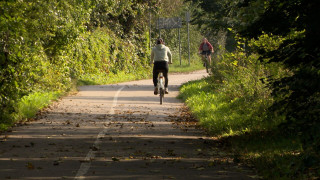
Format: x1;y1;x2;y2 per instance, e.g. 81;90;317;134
199;43;203;53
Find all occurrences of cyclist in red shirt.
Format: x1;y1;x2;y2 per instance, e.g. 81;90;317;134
199;38;214;65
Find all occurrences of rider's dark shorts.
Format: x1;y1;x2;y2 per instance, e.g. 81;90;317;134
153;61;169;87
201;50;212;56
153;61;169;71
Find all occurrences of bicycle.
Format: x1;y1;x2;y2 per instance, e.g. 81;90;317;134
200;52;210;73
204;53;210;73
156;71;165;105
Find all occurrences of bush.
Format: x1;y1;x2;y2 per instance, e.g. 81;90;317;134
179;33;289;135
0;0;152;126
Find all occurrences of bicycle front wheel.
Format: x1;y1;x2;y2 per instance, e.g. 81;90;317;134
205;62;209;73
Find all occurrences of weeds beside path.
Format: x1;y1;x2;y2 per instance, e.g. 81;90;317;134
179;77;318;179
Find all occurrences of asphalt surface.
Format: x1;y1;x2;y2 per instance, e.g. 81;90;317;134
0;70;257;180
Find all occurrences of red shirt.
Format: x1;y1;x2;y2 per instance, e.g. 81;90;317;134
199;42;213;51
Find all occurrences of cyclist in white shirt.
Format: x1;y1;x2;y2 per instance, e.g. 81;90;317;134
150;38;172;95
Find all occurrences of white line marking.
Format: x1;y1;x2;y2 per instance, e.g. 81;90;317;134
74;86;125;180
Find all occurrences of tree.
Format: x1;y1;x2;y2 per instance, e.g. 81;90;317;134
241;0;320;161
188;0;320;168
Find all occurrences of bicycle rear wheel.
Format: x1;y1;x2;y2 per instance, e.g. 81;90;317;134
160;88;164;105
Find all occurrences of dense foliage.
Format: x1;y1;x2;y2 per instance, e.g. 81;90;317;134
180;33;286;134
0;0;154;125
185;0;320;178
241;0;320;163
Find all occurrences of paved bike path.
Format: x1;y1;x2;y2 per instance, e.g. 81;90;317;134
0;70;257;179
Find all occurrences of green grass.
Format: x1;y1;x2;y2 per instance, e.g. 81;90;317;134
179;77;274;135
178;77;318;179
15;91;62;119
170;57;204;73
221;131;307;179
77;69;152;86
0;91;62;131
78;58;205;86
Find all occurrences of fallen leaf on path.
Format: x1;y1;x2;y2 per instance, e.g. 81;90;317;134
91;146;99;151
53;160;60;166
151;155;162;159
166;149;176;156
79;159;90;163
208;161;215;167
26;162;35;169
104;162;111;166
248;175;263;179
126;169;136;172
112;157;120;161
149;170;161;173
190;164;204;169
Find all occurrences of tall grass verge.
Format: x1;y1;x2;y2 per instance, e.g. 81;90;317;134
177;33;320;179
178;78;312;179
0;91;61;131
179;77;275;135
77;68;152;86
78;57;205;86
170;55;204;73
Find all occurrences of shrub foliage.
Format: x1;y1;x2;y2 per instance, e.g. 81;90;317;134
185;0;320;177
0;0;154;122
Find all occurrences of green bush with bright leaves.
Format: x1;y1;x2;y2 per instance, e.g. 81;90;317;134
178;33;319;179
0;0;152;127
184;0;320;178
180;33;288;135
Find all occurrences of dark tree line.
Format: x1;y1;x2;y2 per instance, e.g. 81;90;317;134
189;0;320;170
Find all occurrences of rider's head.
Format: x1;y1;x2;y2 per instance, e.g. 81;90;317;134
157;38;164;45
202;38;208;43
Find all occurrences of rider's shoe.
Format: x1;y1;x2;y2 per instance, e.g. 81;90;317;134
165;88;169;94
154;87;158;95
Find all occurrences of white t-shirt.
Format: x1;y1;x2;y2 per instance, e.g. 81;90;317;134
151;44;172;63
